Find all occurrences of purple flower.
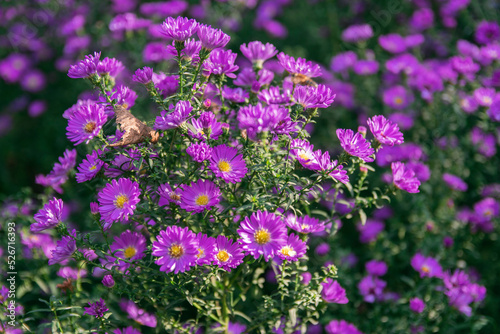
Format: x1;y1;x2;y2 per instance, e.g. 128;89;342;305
188;111;223;140
315;150;349;184
451;56;480;77
66;102;107;145
392;162;421;193
409;298;425;313
84;298;108;318
385;53;419;75
410;8;434;31
293;84;336;109
290;139;320;170
276;233;306;261
132;66;153;84
322;279;349;304
238;210;287;261
114;327;141;334
119;299;157;327
203;49;239;78
110;230;147;271
475;21;500;45
240;41;278;67
76;150;104;183
222;86;249;103
358;275;386;303
49;230;77;265
315;243;330;256
186;142;212;163
167;38;202;61
102;275;115;288
277;52;322;78
325;320;363;334
337;129;375;162
443;173;468;192
237;103;282;139
180;179;221;213
367;115;404;146
460;95;479;113
353;60;379;75
31;198;63;232
213;235;244;271
82;248;98;261
357;219;384;243
258;86;291;105
97;178;141;227
474;87;496;107
411;253;443;278
152;226;198;274
97;57;124;77
341;24;373;43
284;213;325;234
67;52;101;78
158;183;182;206
161;16;198;41
197;24;230;50
365;260;388;276
57;267;87;280
471;127;497;158
154;100;193;130
195;233;216;266
379;34;407;54
473;197;499;222
21;70;46;93
383;85;413;109
330;51;357;73
487;97;500;122
209;144;248;183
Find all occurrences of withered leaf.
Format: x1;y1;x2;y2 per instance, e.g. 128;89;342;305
109;104;159;147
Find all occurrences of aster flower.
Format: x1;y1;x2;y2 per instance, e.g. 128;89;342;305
473;87;495;107
119;299;157;328
57;267;87;279
358;275;386;303
443;173;468;192
473;197;499;222
475;21;500;45
195;232;217;266
97;85;137;117
379;34;407;54
293;84;336;109
365;260;388;276
222;86;249;103
258;86;291;105
487;97;500;122
67;52;101;78
341;24;374;43
188;111;223;141
114;326;141;334
353;60;379;75
325;320;363;334
104;149;141;178
158;183;182;206
213;235;244;271
409;298;425;313
152;226;198;274
367;115;404;146
186;142;212;163
315;150;349;184
392;162;421;193
330;51;357;73
203;49;239;78
411;253;443;278
153;73;179;97
102;275;115;288
234;67;274;87
237;103;280;139
166;38;202;62
357;219;384;243
285;213;325;234
31;198;63;232
97;178;141;227
75;150;104;183
66;102;107;145
276;233;306;261
337;129;375;162
84;298;108;318
161;16;198;41
209;144;248;183
197;24;231;50
180;179;221;213
49;229;77;265
132;66;153;84
382;85;413;109
97;57;124;77
322;279;349;304
277;53;322;78
154;100;193;130
238;210;287;261
240;41;278;67
110;230;147;271
290;139;320;169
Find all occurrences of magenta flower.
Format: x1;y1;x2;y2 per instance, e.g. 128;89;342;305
119;299;157;328
97;57;124;77
31;197;63;232
154;100;193;130
315;150;349;184
132;66;153;84
197;24;230;50
238;210;287;261
367;115;404;146
180;179;221;213
475;21;500;45
473;87;496;107
473;197;499;222
409;298;425;313
102;275;115;288
66;102;107;145
357;219;384;243
110;230;147;271
97;178;141;227
237;103;281;139
49;229;77;265
166;38;202;61
161;16;198;41
276;233;306;261
152;226;198;274
341;24;373;43
114;327;141;334
84;298;108;318
258;86;291;105
379;34;407;54
158;183;182;206
365;260;388;276
487;97;500;122
67;52;101;78
353;60;379;75
382;85;413;109
222;86;249;103
284;213;325;234
358;275;386;303
325;320;363;334
337;129;375;162
330;51;357;73
240;41;278;67
293;84;336;109
195;232;217;266
392;162;421;193
203;49;239;78
290;139;320;170
76;150;104;183
209;144;248;183
411;253;443;278
277;52;322;78
188;111;223;141
443;173;468;192
186;142;212;163
322;279;348;304
213;235;244;271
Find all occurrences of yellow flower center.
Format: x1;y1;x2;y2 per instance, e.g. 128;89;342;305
298;153;311;164
89;165;97;171
216;250;230;262
197;248;204;259
124;246;137;258
84;121;97;133
114;194;129;209
421;265;430;273
300;224;309;230
483;97;492;105
218;160;232;172
254;229;271;245
169;244;184;259
485;209;492;216
280;246;296;257
394;97;403;105
195;194;209;206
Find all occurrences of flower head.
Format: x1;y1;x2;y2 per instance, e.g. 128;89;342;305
197;24;230;50
358;275;386;303
84;298;108;318
76;150;104;183
97;178;141;227
119;299;157;327
213;235;244;271
322;279;349;304
411;253;443;278
195;232;217;266
31;198;63;232
188;111;223;141
293;84;336;109
152;226;198;274
325;320;363;334
290;139;320;170
49;229;77;265
392;162;421;193
409;298;425;313
285;214;325;234
110;230;147;271
365;260;388;276
240;41;278;67
158;183;182;206
154;100;193;130
341;24;374;43
132;66;153;84
443;173;468;192
186;142;212;163
383;85;413;109
277;52;322;78
66;102;107;145
203;49;239;78
276;233;307;261
209;144;248;183
180;179;221;213
67;52;101;78
367;115;404;146
337;129;375;162
161;16;198;41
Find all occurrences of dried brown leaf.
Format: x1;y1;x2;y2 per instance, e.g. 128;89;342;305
109;104;159;147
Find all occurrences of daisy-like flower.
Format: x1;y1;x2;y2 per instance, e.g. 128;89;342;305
382;85;413;110
240;41;278;67
410;253;443;278
67;52;101;79
161;16;198;41
341;24;374;43
392;162;421;193
285;214;325;234
158;183;182;206
473;87;495;107
276;233;307;261
152;226;198;274
180;179;221;213
195;232;217;266
197;24;231;51
367;115;404;147
337;129;375;162
132;66;153;84
409;298;425;313
97;178;141;227
31;197;63;232
84;298;108;318
213;235;244;271
66;102;107;145
203;49;239;78
315;150;349;184
209;144;248;183
325;320;363;334
186;142;212;163
290;139;320;170
154;100;193;130
277;52;322;78
293;84;336;109
238;210;287;261
379;34;407;53
166;38;202;61
119;299;157;328
188;111;223;141
322;279;349;304
443;173;468;192
97;57;124;77
258;86;291;105
75;150;104;183
49;229;77;265
110;230;147;271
